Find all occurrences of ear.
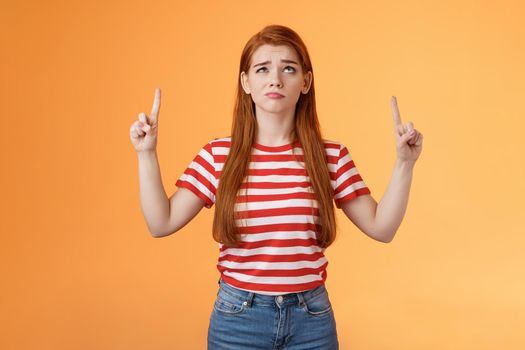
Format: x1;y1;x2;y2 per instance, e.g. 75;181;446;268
302;71;312;94
240;71;251;94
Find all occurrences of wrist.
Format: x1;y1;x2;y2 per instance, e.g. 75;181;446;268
137;149;157;158
395;158;416;169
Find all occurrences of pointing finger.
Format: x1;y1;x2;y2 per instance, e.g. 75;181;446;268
391;96;403;128
150;87;161;123
395;124;405;137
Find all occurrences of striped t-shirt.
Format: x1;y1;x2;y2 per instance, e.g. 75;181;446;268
175;136;371;295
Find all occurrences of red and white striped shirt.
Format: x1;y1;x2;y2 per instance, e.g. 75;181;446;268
175;136;371;295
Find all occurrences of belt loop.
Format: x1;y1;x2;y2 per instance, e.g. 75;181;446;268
296;291;306;308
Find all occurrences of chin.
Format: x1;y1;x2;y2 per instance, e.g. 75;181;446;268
257;103;294;115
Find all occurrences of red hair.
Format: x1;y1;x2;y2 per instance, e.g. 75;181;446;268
212;24;337;248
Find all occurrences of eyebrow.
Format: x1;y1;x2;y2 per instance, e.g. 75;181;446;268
252;59;299;68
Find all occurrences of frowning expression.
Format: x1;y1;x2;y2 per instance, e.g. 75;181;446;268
241;44;312;116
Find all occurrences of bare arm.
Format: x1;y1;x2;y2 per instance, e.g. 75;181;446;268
136;150;170;236
373;159;414;242
137;150;205;237
341;160;414;243
131;88;206;238
161;187;206;237
341;96;423;243
340;194;379;241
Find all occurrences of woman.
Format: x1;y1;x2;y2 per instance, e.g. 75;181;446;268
130;24;423;350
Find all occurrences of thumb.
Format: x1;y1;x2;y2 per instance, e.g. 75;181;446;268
139;112;148;125
399;131;413;144
406;121;414;132
138;113;151;133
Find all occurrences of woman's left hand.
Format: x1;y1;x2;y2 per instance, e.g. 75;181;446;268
391;96;423;163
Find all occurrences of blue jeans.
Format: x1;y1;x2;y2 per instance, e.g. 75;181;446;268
207;278;339;350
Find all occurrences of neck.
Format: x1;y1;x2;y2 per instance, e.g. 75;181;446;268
255;107;296;146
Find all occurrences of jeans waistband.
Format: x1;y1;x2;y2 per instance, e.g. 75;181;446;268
217;277;327;308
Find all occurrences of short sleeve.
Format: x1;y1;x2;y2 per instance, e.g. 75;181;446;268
333;143;371;209
175;141;218;209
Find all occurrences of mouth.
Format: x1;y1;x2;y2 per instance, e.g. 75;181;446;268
265;93;285;99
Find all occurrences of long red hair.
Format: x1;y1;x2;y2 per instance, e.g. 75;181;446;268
212;24;337;249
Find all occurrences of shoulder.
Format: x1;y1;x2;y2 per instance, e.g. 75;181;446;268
202;137;232;161
209;136;231;147
208;136;232;153
322;138;345;156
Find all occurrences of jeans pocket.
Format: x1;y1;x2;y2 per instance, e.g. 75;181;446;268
213;293;246;316
302;290;333;316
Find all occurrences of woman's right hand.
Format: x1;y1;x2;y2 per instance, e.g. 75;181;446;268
130;87;161;152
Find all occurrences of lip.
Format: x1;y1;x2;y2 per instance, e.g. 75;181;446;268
265;92;285;99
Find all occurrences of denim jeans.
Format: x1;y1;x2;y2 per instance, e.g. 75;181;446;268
207;278;339;350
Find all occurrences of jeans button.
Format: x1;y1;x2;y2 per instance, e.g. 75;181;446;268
276;295;283;303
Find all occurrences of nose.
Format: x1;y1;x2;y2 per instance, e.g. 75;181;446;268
269;70;283;88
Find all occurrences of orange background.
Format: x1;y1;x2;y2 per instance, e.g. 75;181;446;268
1;0;524;349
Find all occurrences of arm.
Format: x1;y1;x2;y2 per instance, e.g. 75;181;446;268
341;96;423;243
160;187;206;238
137;150;205;238
132;88;206;238
341;159;414;243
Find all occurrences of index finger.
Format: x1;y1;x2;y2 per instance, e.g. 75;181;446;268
391;96;403;127
150;87;161;122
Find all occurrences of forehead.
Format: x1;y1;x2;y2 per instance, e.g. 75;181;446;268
251;44;300;62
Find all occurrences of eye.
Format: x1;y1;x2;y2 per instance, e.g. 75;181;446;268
255;66;297;73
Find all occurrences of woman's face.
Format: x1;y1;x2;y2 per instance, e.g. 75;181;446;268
240;44;312;116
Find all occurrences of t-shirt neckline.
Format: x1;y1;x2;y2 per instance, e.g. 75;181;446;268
253;138;300;152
